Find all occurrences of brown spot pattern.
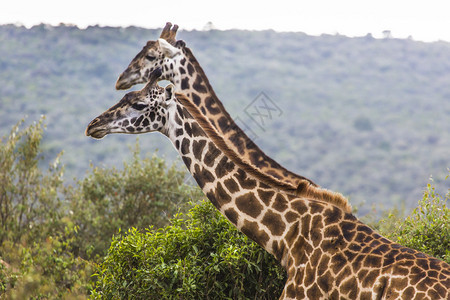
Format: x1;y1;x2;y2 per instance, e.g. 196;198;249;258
235;192;263;219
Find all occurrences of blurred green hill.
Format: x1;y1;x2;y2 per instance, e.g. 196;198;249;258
1;24;449;214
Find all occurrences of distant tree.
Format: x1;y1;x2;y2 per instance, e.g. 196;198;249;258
203;21;216;31
0;117;92;298
0;117;64;244
353;116;373;131
382;30;392;38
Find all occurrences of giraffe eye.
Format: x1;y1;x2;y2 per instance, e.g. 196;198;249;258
145;55;156;61
132;103;147;111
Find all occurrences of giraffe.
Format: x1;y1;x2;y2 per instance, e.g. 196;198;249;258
115;22;319;197
86;69;450;299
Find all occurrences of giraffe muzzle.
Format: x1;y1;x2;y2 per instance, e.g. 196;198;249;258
85;118;108;139
115;71;141;90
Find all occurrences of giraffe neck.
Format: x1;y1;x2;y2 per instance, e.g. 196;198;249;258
161;48;351;212
161;45;317;193
164;99;308;257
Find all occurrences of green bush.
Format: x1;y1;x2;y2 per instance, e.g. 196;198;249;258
0;118;200;298
92;177;450;299
1;224;94;299
91;200;286;299
379;175;450;263
65;141;203;261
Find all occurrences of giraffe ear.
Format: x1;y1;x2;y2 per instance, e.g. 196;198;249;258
164;84;175;102
158;38;181;58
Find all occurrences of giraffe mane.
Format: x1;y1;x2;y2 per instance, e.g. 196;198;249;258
298;181;352;213
176;92;352;213
181;46;236;122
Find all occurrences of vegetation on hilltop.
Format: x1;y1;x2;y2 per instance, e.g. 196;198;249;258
1;24;449;213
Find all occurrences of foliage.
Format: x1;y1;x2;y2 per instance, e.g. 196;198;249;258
0;118;93;298
1;225;94;299
65;141;203;261
0;118;201;298
0;116;64;244
378;175;450;263
91;200;286;299
0;116;449;298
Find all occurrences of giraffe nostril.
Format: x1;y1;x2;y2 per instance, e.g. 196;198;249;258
86;118;101;131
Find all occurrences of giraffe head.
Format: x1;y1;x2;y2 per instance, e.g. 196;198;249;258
86;68;175;139
115;22;182;90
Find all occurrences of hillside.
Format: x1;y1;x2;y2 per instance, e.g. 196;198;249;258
1;24;449;214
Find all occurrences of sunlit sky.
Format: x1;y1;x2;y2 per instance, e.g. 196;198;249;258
1;0;450;42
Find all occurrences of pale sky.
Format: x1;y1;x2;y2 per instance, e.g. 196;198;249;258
1;0;450;42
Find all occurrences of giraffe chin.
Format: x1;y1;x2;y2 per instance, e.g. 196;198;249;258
85;127;108;139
